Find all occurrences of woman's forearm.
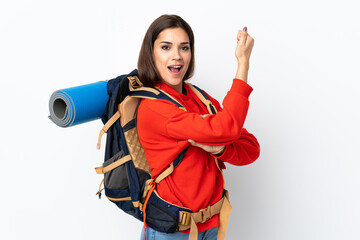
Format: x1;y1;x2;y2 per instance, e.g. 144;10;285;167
235;62;249;83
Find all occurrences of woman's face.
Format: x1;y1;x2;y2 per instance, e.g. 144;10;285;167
153;27;191;93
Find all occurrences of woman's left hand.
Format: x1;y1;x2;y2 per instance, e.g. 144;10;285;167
188;139;225;155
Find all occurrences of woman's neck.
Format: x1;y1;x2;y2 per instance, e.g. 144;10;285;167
163;81;183;95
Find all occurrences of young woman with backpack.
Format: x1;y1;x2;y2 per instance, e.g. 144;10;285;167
136;14;260;240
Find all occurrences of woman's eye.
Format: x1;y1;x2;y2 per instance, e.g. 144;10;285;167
161;46;170;50
181;46;190;51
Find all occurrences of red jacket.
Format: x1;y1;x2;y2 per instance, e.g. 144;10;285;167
137;79;260;233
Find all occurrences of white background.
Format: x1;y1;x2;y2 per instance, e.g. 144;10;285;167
1;0;359;239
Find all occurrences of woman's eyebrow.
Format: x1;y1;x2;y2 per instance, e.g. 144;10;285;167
160;41;190;45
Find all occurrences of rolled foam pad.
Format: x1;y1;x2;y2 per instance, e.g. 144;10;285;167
49;81;108;127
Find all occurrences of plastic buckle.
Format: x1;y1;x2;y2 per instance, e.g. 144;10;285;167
179;211;191;226
200;206;212;223
128;76;143;88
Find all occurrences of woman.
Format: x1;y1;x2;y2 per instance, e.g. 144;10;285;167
137;14;260;240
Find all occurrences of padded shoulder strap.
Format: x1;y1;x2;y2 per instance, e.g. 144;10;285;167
127;76;187;111
129;89;187;111
128;76;216;115
187;83;217;114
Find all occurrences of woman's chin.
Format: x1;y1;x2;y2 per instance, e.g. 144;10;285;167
162;74;184;86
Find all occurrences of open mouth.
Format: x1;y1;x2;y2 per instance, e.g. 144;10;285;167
168;65;183;73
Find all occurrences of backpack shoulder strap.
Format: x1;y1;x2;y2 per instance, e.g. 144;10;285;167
186;83;217;114
126;77;191;180
130;79;216;115
128;76;187;111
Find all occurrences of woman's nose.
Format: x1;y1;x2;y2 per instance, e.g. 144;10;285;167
172;48;182;60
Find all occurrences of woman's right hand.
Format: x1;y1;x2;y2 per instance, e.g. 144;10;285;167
236;27;254;63
235;27;254;82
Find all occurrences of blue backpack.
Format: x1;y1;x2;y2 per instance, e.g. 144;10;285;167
95;69;231;240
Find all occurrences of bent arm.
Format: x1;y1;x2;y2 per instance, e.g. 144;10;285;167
138;79;253;145
213;128;260;167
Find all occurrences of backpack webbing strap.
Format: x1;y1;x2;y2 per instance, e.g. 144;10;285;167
128;75;161;95
178;190;232;240
128;75;143;88
213;158;231;239
154;87;187;111
94;155;132;198
187;83;217;115
129;84;161;96
217;192;231;240
142;179;156;240
106;196;132;201
94;155;132;174
154;163;174;183
141;161;178;240
97;111;121;149
214;158;226;189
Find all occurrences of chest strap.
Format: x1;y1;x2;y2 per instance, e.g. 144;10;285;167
178;190;232;240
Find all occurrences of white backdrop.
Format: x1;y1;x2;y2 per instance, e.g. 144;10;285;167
1;0;359;239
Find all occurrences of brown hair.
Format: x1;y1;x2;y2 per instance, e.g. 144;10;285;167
137;14;195;87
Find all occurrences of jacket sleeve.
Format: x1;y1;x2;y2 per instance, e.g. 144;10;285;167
205;90;260;166
211;128;260;167
139;79;254;145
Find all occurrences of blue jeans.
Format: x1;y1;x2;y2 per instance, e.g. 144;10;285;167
140;226;219;240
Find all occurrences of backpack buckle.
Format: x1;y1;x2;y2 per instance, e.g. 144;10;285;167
199;206;212;223
128;76;143;89
179;211;192;226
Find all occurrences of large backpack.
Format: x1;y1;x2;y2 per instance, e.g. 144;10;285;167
95;70;231;240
